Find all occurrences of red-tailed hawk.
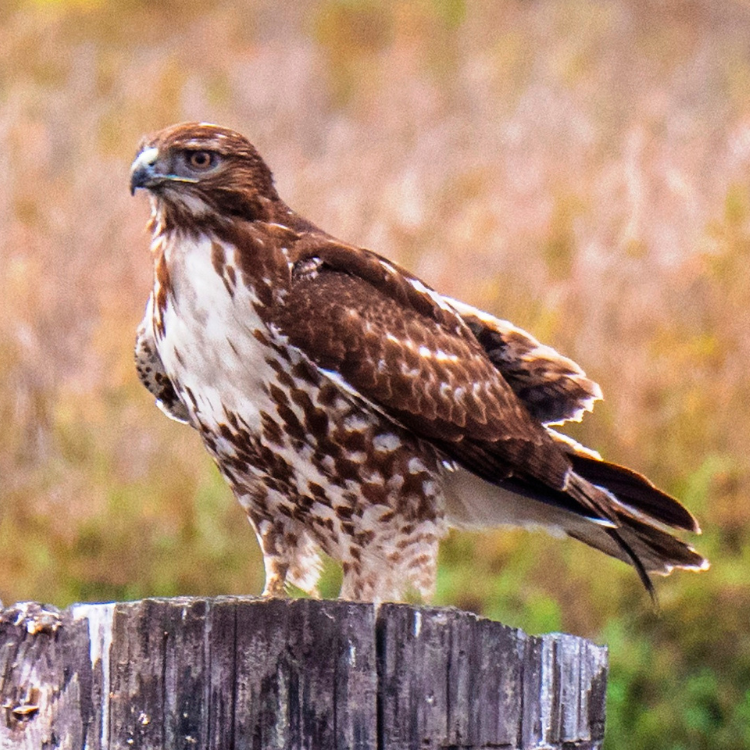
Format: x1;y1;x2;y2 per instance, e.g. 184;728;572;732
130;122;708;602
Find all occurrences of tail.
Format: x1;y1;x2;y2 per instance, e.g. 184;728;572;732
563;470;707;601
443;459;709;598
567;452;700;533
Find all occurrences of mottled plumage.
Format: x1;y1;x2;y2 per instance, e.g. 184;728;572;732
131;122;708;602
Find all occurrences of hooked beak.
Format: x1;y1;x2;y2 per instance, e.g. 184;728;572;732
130;147;161;196
130;146;198;195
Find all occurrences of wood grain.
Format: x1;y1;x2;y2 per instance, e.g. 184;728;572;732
0;598;607;749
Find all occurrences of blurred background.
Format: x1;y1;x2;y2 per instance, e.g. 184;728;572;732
1;0;749;746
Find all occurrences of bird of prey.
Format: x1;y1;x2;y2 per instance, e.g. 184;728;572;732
130;122;708;602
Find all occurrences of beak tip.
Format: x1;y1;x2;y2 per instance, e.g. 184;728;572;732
130;167;153;196
130;146;160;196
129;169;144;196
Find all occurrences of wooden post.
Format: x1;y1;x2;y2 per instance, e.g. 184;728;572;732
0;597;607;749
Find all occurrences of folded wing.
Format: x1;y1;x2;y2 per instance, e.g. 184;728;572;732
445;297;602;425
269;239;707;591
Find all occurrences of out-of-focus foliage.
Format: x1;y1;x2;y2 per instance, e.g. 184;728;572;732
1;1;749;747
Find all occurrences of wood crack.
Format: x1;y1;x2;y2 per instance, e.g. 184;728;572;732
0;597;607;749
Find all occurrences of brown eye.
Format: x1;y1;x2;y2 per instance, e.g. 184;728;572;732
187;150;216;170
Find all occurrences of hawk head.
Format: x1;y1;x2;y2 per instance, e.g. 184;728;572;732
130;122;279;223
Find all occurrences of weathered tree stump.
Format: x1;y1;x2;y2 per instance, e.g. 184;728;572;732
0;597;607;749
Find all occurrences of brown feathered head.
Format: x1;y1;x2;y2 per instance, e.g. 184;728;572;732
130;122;279;223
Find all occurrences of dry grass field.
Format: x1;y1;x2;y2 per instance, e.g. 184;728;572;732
2;1;750;746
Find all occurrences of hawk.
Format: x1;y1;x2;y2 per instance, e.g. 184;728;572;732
130;122;708;602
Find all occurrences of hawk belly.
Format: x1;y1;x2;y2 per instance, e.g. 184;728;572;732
151;234;447;600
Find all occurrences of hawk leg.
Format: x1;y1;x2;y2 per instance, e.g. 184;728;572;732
338;522;442;603
251;515;323;598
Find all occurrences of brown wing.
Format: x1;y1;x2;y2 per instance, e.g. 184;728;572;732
445;297;602;425
270;243;574;493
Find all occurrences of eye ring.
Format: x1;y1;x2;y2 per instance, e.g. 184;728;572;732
186;150;216;171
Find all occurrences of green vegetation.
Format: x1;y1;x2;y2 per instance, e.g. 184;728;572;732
1;2;749;747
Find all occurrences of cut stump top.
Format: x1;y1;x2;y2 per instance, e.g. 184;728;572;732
0;597;607;749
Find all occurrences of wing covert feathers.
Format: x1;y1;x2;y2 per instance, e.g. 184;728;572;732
275;258;560;448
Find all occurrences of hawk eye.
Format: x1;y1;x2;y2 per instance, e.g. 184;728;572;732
186;150;216;171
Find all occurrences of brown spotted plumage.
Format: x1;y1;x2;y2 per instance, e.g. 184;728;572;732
131;122;708;602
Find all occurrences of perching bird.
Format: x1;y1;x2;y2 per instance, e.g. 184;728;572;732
130;122;708;602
